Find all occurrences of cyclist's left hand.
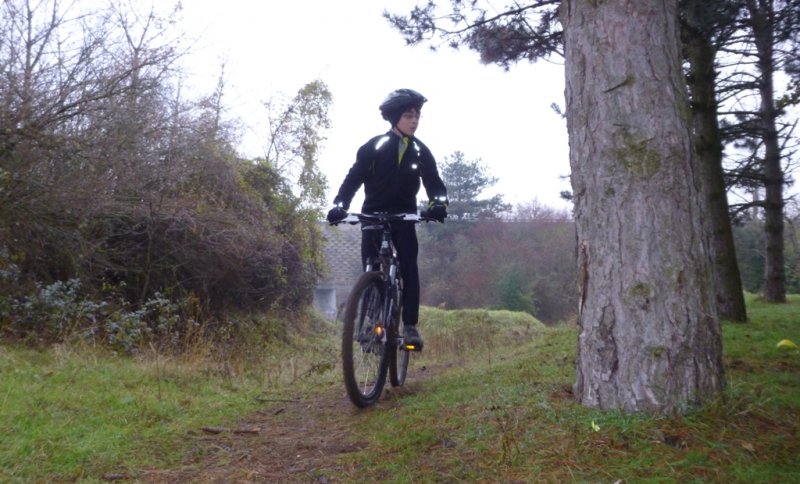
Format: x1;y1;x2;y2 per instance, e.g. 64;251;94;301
427;202;447;222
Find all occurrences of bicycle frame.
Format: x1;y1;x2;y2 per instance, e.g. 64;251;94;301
340;212;430;348
334;212;432;407
359;214;410;350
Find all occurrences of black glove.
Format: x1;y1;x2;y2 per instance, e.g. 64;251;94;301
326;206;347;223
426;201;448;222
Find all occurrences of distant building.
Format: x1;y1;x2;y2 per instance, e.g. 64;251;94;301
314;222;363;319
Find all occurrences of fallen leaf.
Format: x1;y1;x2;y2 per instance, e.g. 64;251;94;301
741;441;756;453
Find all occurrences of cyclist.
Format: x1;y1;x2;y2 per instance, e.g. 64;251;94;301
327;88;448;350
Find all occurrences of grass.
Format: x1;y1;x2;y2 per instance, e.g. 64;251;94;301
1;346;233;480
332;298;800;482
0;320;343;482
416;306;547;364
1;300;799;481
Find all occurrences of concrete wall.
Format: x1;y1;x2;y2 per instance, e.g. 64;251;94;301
313;222;363;319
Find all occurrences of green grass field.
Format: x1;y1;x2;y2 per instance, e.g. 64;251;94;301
0;322;343;481
1;299;798;481
334;296;800;482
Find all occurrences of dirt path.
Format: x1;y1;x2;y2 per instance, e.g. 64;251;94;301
138;370;431;482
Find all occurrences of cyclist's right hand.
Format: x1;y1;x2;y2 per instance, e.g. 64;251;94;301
421;201;447;222
326;206;348;224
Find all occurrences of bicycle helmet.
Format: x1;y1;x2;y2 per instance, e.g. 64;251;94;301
379;88;427;125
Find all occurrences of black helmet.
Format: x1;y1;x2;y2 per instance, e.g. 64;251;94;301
379;89;427;123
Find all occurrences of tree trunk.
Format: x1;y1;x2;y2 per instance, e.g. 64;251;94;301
561;0;726;414
683;0;748;321
747;0;785;303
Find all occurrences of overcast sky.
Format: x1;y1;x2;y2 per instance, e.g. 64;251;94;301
179;1;572;212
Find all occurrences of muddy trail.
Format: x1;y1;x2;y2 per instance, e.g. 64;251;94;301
138;367;438;483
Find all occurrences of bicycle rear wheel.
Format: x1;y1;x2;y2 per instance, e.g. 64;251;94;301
342;272;389;407
389;284;409;387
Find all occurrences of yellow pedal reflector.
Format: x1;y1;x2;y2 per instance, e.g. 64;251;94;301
405;344;416;351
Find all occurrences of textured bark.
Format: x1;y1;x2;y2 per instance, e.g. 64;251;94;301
562;0;725;414
683;0;748;321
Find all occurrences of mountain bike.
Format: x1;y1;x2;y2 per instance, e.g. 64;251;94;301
331;212;432;408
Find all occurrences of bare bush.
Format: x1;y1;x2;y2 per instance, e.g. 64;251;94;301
0;1;326;344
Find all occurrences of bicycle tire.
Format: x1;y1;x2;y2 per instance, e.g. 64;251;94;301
389;283;409;387
342;271;389;407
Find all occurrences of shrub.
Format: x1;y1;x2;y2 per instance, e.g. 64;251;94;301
2;277;188;354
102;293;180;353
5;279;106;341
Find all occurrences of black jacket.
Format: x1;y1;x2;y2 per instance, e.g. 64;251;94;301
333;131;447;214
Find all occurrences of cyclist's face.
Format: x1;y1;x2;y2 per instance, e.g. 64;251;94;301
395;108;420;136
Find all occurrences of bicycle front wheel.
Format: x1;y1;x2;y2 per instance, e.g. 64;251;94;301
342;272;389;407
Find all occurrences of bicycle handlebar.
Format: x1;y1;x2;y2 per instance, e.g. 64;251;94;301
330;212;437;226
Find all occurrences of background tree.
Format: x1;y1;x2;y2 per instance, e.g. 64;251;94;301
734;199;800;294
0;0;329;344
718;0;800;303
385;0;756;321
681;0;748;321
782;199;800;292
562;0;725;413
264;79;332;208
418;199;576;323
489;202;576;321
733;215;768;291
385;0;562;66
417;150;511;310
0;0;161;283
438;151;512;220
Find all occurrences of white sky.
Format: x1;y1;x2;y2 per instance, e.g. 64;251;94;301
178;1;572;212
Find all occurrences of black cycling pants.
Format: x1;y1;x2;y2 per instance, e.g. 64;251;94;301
361;221;419;327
